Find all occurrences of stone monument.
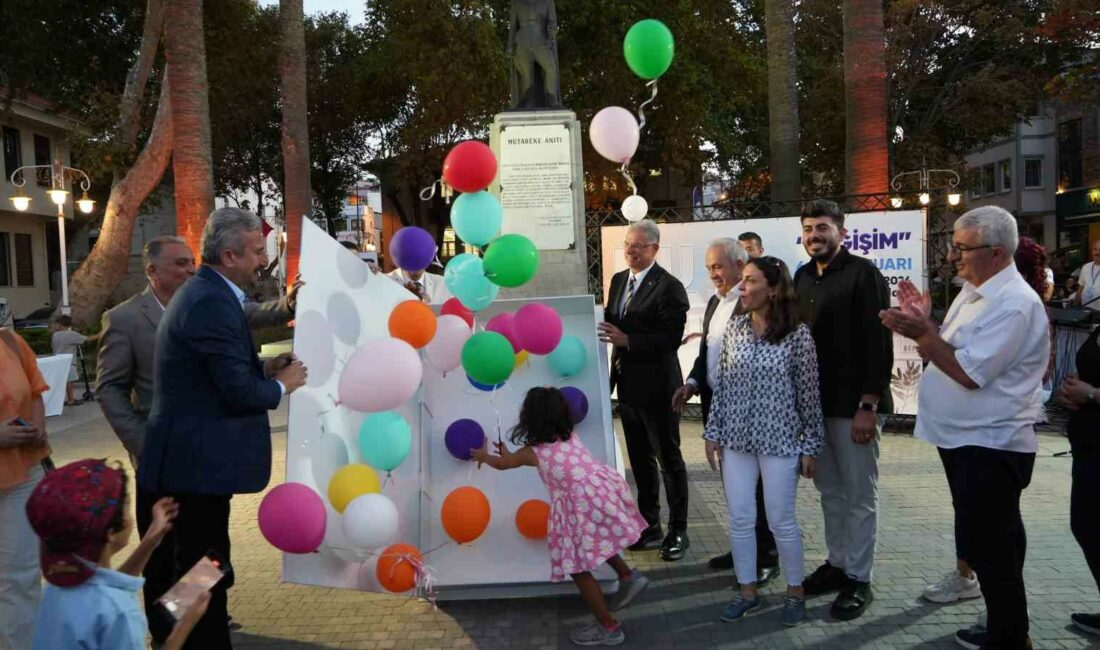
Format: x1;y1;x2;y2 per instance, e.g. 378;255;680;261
490;0;589;300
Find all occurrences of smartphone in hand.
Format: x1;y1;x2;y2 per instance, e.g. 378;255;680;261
155;550;230;624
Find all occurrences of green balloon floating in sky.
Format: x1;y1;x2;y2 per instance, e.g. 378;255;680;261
623;19;675;80
483;234;539;288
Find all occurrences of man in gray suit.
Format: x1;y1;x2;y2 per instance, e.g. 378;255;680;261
95;235;299;463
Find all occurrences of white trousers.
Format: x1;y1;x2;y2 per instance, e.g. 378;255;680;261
0;465;43;650
722;448;805;587
813;417;879;582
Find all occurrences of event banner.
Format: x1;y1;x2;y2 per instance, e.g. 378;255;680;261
600;210;926;414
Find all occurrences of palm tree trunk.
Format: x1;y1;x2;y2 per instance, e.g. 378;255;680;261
766;0;801;205
165;0;215;258
279;0;310;288
843;0;889;197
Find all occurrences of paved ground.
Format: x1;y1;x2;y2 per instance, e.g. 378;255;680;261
45;402;1099;649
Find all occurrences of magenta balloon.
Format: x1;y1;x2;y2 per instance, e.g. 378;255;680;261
485;312;521;352
390;227;437;272
514;303;563;355
589;106;640;164
338;339;423;412
258;483;327;554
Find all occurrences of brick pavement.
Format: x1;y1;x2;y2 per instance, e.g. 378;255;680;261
45;402;1100;649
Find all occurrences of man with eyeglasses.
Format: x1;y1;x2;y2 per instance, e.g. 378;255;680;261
599;219;690;561
882;206;1047;650
793;199;893;621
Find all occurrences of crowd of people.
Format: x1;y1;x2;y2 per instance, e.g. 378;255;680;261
0;202;1098;650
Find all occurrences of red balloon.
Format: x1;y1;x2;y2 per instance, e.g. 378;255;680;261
443;141;498;193
441;297;475;329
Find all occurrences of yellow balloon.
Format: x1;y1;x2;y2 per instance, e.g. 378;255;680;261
514;350;529;368
327;464;380;513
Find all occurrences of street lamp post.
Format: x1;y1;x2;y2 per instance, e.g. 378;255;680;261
8;146;94;316
890;158;962;208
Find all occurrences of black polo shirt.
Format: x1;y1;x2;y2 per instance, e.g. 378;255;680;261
793;247;894;418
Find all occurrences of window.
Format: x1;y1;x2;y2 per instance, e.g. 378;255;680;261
0;233;10;286
983;164;996;195
13;233;33;286
441;227;457;258
999;160;1012;192
1058;118;1083;190
1024;158;1043;188
33;134;50;187
2;127;20;181
968;169;983;198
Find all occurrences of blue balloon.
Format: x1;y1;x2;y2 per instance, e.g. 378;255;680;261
467;374;504;392
358;411;412;472
444;253;499;311
547;335;587;377
451;191;503;248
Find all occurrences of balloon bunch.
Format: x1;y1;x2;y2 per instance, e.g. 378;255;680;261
589;19;675;223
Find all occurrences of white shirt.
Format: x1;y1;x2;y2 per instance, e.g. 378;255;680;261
686;289;739;391
915;264;1049;453
1079;262;1100;310
618;262;656;316
386;269;451;304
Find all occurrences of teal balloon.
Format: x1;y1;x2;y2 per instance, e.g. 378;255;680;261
444;253;499;311
358;411;412;472
451;191;502;248
623;19;675;80
547;335;587;377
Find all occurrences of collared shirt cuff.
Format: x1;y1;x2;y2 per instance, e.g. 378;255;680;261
685;378;699;389
276;380;286;398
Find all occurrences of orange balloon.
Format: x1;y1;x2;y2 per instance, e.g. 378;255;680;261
388;300;438;349
376;543;421;593
441;486;491;544
515;499;550;540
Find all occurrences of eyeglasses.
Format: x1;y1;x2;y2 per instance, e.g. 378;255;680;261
623;242;656;251
949;243;993;255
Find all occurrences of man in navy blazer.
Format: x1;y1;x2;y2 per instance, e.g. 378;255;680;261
599;219;690;561
138;207;307;648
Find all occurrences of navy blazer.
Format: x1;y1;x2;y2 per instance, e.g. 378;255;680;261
605;263;689;405
138;265;283;495
687;294;721;424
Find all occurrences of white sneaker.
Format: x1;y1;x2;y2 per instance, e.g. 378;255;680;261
610;570;650;612
921;571;982;603
569;622;625;646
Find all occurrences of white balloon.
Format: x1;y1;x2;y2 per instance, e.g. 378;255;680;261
622;195;648;222
424;314;472;373
341;493;400;550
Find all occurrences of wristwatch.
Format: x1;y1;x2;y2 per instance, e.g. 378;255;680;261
858;401;878;413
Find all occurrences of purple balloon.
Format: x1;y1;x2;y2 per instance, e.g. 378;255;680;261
561;387;589;425
391;227;437;272
445;419;487;461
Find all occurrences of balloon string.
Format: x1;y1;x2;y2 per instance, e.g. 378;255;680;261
419;179;440;202
636;79;658;133
619;162;638;196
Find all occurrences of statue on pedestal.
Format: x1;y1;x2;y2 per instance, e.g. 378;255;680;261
507;0;562;110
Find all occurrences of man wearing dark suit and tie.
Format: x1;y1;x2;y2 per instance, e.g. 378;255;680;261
138;208;307;648
96;235;301;640
672;238;780;584
598;219;691;560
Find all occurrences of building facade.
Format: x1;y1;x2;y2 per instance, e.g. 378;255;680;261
1054;103;1100;254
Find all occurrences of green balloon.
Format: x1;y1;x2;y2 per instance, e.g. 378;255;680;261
483;234;539;288
462;332;515;385
623;19;675;80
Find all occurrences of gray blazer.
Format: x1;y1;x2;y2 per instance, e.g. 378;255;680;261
95;286;292;459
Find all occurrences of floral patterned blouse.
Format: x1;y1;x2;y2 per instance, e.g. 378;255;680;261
702;314;825;457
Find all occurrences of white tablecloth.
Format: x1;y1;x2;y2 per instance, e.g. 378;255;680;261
36;354;72;417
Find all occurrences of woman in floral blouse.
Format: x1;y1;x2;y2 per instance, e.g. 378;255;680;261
703;256;825;628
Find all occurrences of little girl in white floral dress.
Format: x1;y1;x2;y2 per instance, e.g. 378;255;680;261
473;386;650;647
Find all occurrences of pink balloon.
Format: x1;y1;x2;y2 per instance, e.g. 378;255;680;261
589;106;640;164
339;339;422;412
514;303;563;355
425;314;472;373
258;483;327;554
485;312;521;352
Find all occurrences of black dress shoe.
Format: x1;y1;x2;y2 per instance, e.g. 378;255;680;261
803;561;849;596
708;552;733;570
659;530;689;561
831;581;873;621
757;565;780;587
628;525;664;551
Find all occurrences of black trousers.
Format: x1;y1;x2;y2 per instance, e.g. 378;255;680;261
139;486;234;649
1070;438;1100;594
940;445;1034;648
938;447;970;563
618;401;689;531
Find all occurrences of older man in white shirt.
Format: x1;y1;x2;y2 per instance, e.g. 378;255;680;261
882;206;1048;650
386;266;451;304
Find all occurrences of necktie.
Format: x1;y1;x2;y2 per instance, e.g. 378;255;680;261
621;275;637;317
415;281;426;302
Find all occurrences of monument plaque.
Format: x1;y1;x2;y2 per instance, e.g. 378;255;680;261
499;123;574;249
